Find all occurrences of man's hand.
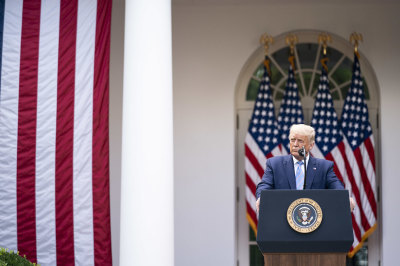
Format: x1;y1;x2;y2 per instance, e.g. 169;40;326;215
256;198;260;213
350;196;356;212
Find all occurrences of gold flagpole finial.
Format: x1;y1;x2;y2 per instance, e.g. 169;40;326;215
285;34;298;55
259;33;273;76
350;32;363;57
318;33;332;56
259;33;274;56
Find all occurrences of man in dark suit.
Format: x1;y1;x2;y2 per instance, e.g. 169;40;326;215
255;124;355;212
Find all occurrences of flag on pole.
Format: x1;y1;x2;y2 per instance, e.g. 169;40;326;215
339;53;377;257
310;56;343;160
277;57;304;153
0;0;112;265
245;57;283;234
311;53;377;256
310;55;351;200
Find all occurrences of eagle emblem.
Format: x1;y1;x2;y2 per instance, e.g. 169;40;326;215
296;206;314;225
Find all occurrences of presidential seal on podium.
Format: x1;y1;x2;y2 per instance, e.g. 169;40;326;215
287;198;323;233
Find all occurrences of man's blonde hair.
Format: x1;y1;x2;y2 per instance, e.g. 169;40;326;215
289;124;315;143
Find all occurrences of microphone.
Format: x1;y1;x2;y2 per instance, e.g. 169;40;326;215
298;146;305;158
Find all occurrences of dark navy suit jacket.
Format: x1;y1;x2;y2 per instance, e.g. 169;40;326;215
255;155;344;199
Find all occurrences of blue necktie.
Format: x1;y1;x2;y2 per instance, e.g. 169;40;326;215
296;161;304;190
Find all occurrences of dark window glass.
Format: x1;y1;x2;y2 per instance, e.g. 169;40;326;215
331;57;353;85
252;64;264;80
249;245;264;266
297;43;318;69
272;46;291;72
249;225;256;241
270;63;283;86
324;47;343;71
246;78;260;101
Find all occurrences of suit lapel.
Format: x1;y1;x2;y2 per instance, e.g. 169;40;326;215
305;156;317;189
283;155;296;189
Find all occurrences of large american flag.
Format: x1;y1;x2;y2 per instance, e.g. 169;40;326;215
310;54;377;256
0;1;112;265
277;61;304;153
244;57;284;234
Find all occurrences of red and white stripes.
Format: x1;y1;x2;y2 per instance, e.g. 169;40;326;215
0;0;112;265
313;135;377;255
244;133;283;231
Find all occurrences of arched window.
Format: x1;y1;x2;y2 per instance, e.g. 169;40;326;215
235;30;380;266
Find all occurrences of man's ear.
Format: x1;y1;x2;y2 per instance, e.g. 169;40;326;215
309;141;315;151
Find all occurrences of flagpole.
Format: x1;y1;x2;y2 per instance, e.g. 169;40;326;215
285;34;298;71
318;33;332;55
318;33;331;72
260;33;273;76
286;33;305;185
350;32;363;59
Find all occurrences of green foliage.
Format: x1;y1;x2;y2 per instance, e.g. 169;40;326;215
0;247;40;266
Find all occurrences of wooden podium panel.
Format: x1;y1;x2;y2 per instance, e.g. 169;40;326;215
263;253;346;266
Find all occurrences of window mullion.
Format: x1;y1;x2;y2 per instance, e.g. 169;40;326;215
310;44;323;96
328;54;345;78
269;55;286;78
294;45;307;96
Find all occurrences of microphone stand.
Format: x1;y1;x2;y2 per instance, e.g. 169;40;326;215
303;153;307;190
299;146;307;190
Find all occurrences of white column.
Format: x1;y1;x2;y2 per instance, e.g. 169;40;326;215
119;0;174;265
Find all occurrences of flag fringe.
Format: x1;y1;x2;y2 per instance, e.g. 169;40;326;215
347;222;377;258
246;213;258;237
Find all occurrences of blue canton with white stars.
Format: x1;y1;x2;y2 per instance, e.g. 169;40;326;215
310;58;342;156
340;54;373;150
248;57;282;154
277;64;304;153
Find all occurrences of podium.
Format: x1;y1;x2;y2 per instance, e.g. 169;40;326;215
256;190;353;266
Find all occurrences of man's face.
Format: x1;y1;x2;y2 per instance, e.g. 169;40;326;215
289;133;314;160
